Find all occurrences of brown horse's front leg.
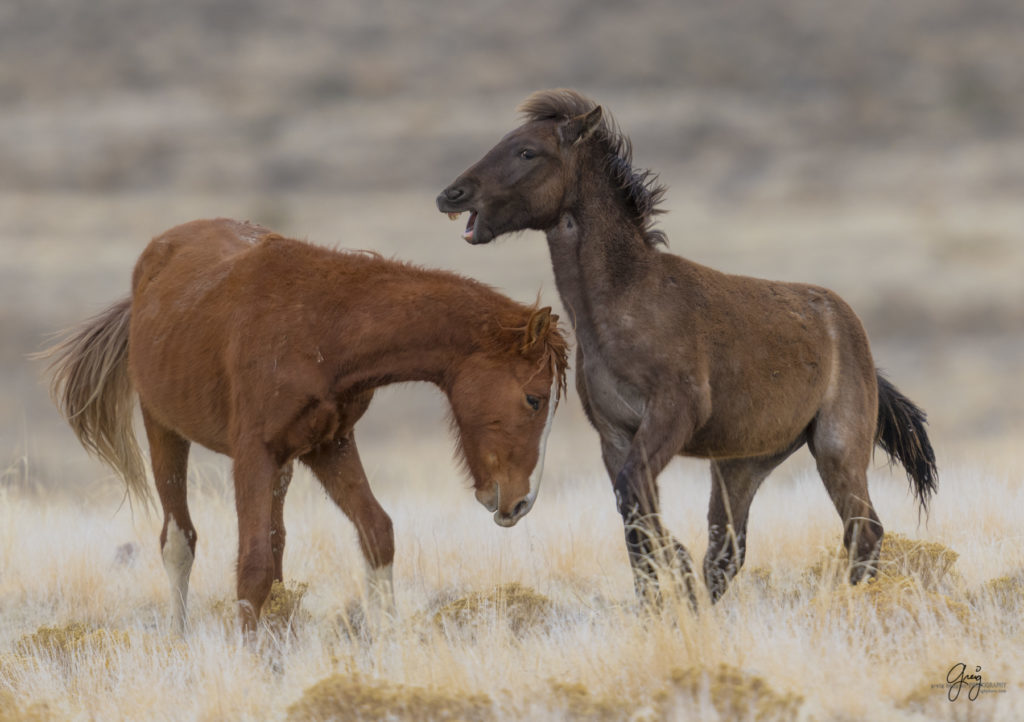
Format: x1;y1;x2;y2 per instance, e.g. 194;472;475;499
609;394;701;609
233;446;280;638
302;433;396;621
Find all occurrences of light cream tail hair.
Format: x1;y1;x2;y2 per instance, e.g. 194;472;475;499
36;297;152;509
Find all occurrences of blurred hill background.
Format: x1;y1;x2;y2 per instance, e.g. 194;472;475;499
2;0;1022;491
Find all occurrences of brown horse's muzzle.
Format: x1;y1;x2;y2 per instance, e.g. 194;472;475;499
494;491;536;528
475;483;536;527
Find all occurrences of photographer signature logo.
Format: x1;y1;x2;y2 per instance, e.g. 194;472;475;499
936;663;1008;701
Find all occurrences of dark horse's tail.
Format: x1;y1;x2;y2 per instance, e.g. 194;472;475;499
36;298;152;509
875;372;938;515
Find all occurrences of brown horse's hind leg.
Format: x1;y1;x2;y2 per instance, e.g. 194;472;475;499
142;408;195;635
302;433;396;619
704;445;800;602
270;462;293;582
809;420;883;584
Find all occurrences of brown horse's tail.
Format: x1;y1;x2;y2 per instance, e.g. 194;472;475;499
37;298;152;509
875;372;938;515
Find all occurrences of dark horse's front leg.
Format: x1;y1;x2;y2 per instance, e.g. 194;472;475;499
604;395;701;609
612;455;696;608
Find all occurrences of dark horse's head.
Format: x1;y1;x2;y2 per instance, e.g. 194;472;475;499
437;88;665;246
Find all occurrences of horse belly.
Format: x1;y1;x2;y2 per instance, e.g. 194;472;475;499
687;364;826;458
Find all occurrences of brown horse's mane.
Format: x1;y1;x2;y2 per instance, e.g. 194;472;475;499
498;304;570;401
518;89;667;247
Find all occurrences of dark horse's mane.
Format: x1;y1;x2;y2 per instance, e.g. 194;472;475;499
518;89;667;247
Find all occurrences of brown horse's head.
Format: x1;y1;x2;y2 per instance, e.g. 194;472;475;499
447;306;568;527
436;89;665;246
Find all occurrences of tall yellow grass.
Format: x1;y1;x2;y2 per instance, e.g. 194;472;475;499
1;451;1022;720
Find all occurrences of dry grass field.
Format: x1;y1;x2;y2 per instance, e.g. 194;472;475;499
1;454;1022;720
2;1;1023;720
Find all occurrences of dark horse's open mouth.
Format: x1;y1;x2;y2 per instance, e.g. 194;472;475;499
444;210;478;243
436;187;483;243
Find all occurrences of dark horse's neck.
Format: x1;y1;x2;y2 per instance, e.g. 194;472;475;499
544;159;655;344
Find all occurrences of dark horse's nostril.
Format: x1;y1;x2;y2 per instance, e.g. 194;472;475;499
445;186;465;202
513;499;529;518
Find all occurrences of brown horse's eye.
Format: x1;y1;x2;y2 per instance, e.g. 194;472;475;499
525;394;540;411
519;148;537;160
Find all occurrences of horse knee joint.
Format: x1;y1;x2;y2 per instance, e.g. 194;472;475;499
614;487;641;522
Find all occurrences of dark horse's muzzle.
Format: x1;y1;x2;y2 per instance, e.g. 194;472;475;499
436;185;484;244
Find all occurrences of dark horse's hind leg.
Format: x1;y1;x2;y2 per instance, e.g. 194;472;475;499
809;416;883;584
704;446;800;602
141;407;195;635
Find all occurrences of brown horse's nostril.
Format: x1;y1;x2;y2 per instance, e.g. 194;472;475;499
493;496;534;527
444;186;465;201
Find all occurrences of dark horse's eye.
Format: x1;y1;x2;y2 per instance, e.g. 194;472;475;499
519;148;537;160
525;394;541;411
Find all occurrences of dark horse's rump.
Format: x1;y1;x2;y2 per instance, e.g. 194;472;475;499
41;218;569;634
438;89;937;604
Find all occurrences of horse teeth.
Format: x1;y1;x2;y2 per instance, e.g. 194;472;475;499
448;212;462;221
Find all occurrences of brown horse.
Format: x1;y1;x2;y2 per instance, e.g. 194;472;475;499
41;218;568;635
437;89;937;605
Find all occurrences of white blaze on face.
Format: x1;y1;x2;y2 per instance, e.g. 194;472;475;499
525;374;559;501
162;518;195;635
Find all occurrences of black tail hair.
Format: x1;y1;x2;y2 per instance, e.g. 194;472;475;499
875;372;938;516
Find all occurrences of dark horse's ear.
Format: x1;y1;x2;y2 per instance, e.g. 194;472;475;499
558;106;602;147
522;307;554;352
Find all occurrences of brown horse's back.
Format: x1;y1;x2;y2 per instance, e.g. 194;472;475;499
128;218;553;463
132;218;267;296
129;219;275;454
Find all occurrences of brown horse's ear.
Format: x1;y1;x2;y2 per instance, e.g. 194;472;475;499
559;106;602;146
522;306;554;352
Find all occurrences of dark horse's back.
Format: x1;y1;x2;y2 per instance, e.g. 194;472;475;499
664;253;936;509
651;253;874;460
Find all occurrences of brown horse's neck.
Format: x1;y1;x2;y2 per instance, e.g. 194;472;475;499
312;266;508;396
545;155;655;338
